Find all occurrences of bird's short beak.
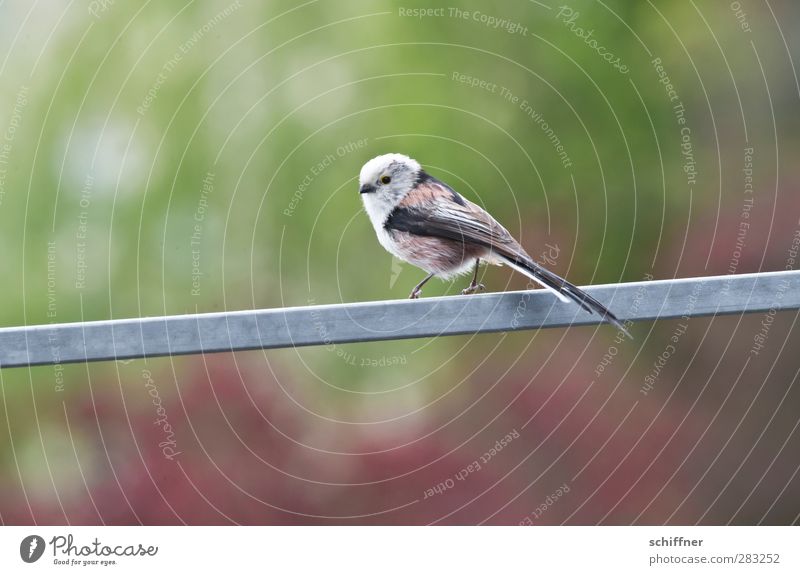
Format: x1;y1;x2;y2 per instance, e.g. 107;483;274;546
359;183;376;194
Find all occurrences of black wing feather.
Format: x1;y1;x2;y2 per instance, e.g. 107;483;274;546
384;180;631;337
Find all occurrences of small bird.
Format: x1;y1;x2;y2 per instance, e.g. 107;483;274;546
359;153;630;337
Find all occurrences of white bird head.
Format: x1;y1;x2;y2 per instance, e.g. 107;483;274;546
359;153;421;224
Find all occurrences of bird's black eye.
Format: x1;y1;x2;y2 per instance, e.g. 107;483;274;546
380;175;391;185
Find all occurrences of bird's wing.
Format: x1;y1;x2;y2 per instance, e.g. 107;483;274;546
386;175;528;261
385;174;631;337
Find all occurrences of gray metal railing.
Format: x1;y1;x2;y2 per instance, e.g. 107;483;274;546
0;270;798;369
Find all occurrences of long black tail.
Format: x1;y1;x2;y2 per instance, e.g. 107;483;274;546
501;254;632;339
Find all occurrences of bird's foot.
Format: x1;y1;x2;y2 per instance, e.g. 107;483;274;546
461;283;485;295
409;289;422;299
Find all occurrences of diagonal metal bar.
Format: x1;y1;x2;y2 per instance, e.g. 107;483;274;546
0;270;798;369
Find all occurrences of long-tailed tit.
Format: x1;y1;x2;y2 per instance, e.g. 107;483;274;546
359;153;630;337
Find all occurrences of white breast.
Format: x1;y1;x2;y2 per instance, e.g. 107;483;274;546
361;193;402;256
